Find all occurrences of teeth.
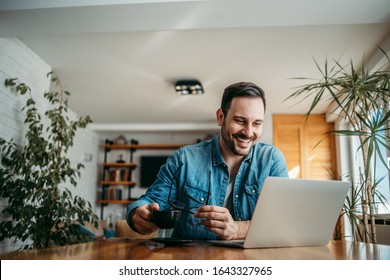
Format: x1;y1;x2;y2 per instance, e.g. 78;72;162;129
237;137;250;143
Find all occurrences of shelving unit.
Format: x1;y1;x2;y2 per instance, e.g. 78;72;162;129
98;139;186;219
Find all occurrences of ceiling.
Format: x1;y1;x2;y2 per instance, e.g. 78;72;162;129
1;0;390;132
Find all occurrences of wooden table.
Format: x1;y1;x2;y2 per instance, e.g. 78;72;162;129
1;238;390;260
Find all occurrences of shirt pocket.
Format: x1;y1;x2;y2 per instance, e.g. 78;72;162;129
177;185;211;229
244;181;262;213
182;185;210;210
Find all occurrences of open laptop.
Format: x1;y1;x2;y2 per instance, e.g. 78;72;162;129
208;177;350;249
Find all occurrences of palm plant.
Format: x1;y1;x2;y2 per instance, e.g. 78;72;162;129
287;49;390;243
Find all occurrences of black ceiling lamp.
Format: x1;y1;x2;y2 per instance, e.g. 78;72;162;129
175;79;204;95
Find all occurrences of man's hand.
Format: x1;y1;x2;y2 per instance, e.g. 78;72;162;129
194;205;250;240
131;203;160;235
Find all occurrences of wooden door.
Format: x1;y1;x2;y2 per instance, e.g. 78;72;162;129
273;114;336;180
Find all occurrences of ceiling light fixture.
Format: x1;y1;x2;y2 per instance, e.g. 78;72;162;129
175;79;204;95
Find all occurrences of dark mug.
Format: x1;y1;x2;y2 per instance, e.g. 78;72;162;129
150;209;181;229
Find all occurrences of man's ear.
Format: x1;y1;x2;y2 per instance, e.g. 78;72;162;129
216;108;224;126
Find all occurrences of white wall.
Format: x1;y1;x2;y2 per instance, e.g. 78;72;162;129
0;37;99;253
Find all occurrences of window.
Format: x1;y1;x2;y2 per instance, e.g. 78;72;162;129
340;110;390;215
374;121;390;213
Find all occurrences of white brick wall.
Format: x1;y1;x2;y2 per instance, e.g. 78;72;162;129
0;37;99;253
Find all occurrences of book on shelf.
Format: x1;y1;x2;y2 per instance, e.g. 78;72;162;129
98;187;124;201
105;168;129;182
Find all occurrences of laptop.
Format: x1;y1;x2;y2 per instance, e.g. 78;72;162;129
208;177;350;249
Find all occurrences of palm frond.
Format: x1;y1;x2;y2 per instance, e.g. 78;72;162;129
287;48;390;243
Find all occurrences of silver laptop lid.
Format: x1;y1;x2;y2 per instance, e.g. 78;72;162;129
244;177;350;248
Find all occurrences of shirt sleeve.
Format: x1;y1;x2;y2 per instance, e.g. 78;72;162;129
270;146;289;178
126;148;184;226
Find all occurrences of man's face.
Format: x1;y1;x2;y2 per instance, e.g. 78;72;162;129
217;96;264;157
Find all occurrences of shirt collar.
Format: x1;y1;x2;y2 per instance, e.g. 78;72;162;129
212;135;225;166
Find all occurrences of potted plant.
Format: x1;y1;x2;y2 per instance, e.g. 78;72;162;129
287;50;390;243
0;72;99;249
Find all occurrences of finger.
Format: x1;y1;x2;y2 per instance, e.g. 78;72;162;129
195;208;231;222
147;202;160;212
200;218;226;229
133;212;158;234
194;205;228;219
133;204;160;234
195;211;227;222
202;224;232;240
201;219;238;240
197;205;226;213
139;203;159;220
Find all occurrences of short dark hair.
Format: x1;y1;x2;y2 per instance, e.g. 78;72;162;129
220;82;266;116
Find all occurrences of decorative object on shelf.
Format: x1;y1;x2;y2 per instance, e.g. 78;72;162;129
116;154;125;163
115;155;129;182
175;79;204;95
114;135;127;145
105;139;114;145
0;72;99;249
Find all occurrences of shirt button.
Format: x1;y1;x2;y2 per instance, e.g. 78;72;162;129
200;198;204;202
238;218;242;221
252;190;256;194
235;195;239;198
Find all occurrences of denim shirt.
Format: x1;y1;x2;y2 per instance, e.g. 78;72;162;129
126;135;288;240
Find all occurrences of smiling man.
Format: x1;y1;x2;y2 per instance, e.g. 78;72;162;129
127;82;288;240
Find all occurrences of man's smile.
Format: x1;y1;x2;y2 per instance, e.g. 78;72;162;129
233;134;255;149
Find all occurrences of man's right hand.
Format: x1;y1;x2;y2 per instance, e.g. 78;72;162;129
131;203;160;235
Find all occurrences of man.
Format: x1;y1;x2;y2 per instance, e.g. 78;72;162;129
127;82;288;240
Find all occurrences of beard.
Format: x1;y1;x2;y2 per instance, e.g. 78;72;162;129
220;122;257;156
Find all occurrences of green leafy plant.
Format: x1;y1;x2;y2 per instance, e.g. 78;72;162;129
287;49;390;243
0;72;99;249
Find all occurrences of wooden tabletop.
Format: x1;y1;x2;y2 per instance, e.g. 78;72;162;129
1;238;390;260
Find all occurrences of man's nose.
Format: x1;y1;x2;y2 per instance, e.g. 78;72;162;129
241;124;253;137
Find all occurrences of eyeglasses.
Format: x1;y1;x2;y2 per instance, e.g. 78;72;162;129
167;166;211;214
